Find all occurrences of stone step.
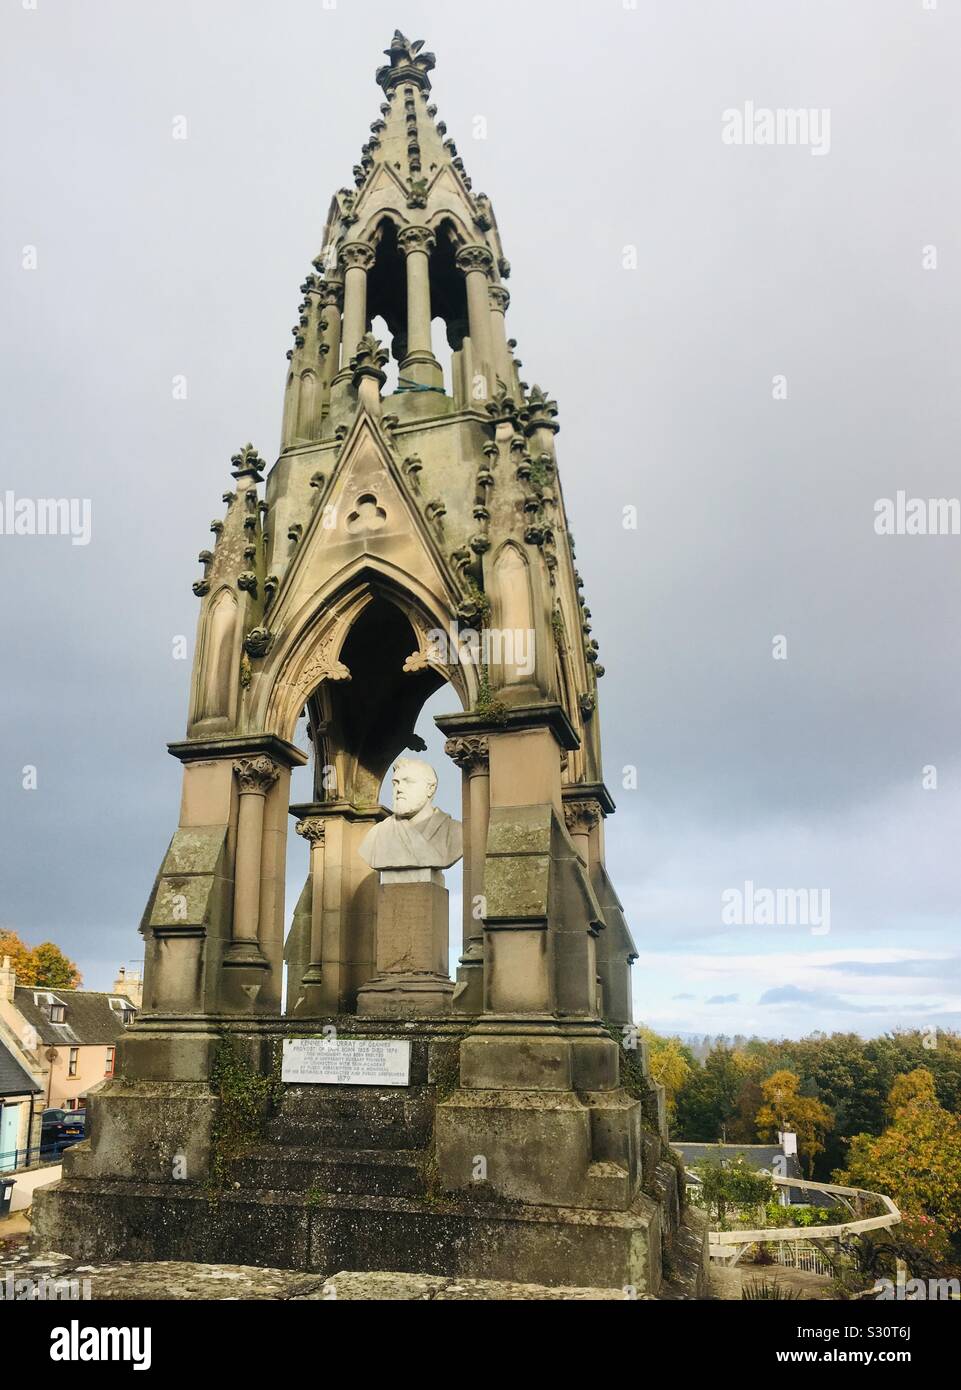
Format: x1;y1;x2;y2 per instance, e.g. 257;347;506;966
266;1086;434;1150
233;1147;428;1199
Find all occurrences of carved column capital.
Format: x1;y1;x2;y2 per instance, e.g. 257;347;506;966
445;735;490;776
488;285;510;313
398;225;437;257
295;817;327;844
563;799;601;835
339;241;376;273
233;756;281;796
318;282;344;311
456;244;494;277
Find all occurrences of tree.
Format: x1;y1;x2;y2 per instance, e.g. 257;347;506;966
694;1155;774;1228
755;1069;833;1177
837;1070;961;1237
0;930;81;989
640;1029;693;1123
886;1067;937;1117
673;1044;743;1141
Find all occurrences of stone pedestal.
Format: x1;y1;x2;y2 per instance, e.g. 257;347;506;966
356;878;454;1017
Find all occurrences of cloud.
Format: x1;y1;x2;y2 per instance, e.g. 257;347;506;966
705;994;739;1005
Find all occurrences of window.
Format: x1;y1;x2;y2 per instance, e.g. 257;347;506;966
68;1047;78;1077
49;1003;66;1024
105;1047;115;1078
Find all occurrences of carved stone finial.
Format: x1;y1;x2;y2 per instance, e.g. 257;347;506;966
522;385;560;436
350;332;389;373
376;31;436;95
231;443;265;482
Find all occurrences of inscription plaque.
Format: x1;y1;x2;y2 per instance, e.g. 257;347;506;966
281;1037;411;1086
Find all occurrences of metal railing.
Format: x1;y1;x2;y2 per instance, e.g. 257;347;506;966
0;1141;79;1174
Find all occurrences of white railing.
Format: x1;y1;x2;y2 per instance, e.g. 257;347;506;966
706;1175;900;1266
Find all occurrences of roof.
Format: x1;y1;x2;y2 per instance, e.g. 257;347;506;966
12;987;137;1047
674;1143;803;1182
0;1037;41;1096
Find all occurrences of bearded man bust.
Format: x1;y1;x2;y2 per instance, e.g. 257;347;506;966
359;758;463;872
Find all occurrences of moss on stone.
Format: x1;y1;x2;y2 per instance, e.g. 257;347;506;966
209;1035;284;1191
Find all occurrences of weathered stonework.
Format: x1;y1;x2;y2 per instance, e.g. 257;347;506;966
32;30;704;1298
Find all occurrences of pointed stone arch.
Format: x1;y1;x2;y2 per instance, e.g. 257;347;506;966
257;558;475;746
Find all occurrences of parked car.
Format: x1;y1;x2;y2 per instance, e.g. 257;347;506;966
40;1108;67;1157
60;1110;86;1149
40;1107;85;1158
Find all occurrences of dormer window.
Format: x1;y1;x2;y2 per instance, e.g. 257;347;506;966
49;1002;66;1024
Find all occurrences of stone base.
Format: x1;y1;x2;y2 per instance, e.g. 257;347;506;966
356;879;453;1017
31;1180;666;1293
355;973;454;1018
30;1024;708;1297
436;1086;642;1210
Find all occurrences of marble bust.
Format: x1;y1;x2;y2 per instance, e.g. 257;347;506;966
359;758;463;871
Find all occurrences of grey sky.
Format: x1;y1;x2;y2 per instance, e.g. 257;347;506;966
1;0;958;1037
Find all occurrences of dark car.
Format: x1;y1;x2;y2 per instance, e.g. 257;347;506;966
40;1108;67;1157
60;1110;86;1149
40;1107;85;1158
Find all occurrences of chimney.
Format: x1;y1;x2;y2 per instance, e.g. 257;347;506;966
0;955;15;1003
778;1130;798;1158
113;965;143;1009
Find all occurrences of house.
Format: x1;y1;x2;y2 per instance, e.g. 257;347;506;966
674;1133;804;1205
0;1033;42;1172
0;957;139;1112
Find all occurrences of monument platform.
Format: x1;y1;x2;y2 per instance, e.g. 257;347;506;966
31;1021;707;1297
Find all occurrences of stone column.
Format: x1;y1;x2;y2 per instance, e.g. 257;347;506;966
318;281;343;406
445;735;489;1014
225;755;280;968
335;242;375;382
293;816;326;1013
398;226;443;389
487;284;512;392
456;245;495;405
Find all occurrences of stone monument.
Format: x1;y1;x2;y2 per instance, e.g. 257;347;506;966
32;30;706;1297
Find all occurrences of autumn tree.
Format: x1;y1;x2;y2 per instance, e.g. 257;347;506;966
0;930;81;989
755;1068;833;1177
640;1029;693;1123
837;1069;961;1237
